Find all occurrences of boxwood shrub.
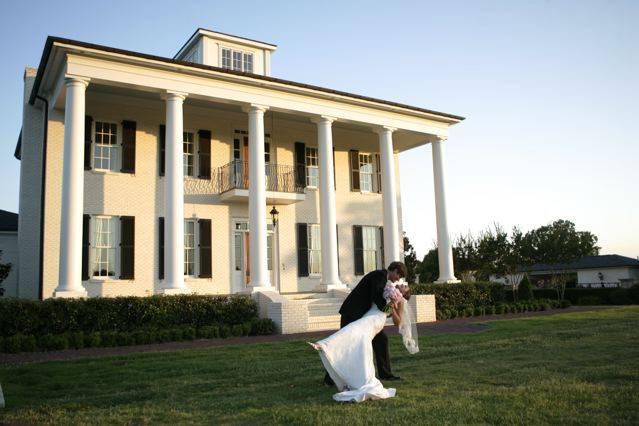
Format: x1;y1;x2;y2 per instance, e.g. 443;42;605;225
411;282;505;311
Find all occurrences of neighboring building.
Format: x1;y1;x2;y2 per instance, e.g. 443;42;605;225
13;28;463;308
490;255;639;288
0;209;19;297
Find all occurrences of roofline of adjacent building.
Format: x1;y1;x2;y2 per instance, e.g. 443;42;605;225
27;36;466;122
174;27;278;59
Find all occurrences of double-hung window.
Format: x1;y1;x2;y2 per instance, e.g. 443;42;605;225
232;51;242;71
308;224;321;275
93;121;119;171
305;147;319;188
362;226;378;274
359;153;373;192
221;48;232;69
183;131;195;177
184;219;196;276
91;216;117;277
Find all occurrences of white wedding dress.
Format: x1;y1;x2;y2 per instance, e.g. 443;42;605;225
314;303;396;403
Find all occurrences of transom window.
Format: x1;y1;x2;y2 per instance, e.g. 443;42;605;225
306;147;319;188
93;121;119;171
91;216;116;277
308;224;322;275
183;132;195;177
184;220;196;276
221;47;254;73
359;154;373;192
362;226;378;274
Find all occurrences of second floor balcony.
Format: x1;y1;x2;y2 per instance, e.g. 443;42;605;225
185;160;306;205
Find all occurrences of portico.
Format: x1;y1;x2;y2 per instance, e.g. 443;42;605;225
21;33;463;300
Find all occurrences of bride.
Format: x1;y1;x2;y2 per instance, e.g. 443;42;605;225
309;284;419;403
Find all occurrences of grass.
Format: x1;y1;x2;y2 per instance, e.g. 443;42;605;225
0;307;638;425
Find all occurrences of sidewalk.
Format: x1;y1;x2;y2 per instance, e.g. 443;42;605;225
0;306;610;366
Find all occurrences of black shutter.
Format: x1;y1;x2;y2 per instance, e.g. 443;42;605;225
121;120;136;173
350;150;360;191
81;214;91;280
353;225;364;275
296;223;309;277
375;153;382;193
159;217;164;279
379;226;385;269
119;216;135;279
198;130;211;179
159;125;166;176
295;142;306;189
84;116;93;170
199;219;212;278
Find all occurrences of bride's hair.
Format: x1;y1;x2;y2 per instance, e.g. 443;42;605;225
398;285;411;301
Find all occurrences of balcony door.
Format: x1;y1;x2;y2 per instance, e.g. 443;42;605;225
232;219;275;293
232;131;271;189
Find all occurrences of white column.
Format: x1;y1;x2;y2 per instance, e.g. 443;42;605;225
247;104;273;292
432;136;459;283
161;91;189;294
55;77;90;298
377;126;401;265
314;116;345;291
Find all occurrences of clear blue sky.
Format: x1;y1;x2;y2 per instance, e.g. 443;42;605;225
0;0;637;259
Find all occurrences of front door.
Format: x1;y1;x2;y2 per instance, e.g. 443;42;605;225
232;219;275;293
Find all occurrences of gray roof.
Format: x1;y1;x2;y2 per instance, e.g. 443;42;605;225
527;255;639;272
0;209;18;232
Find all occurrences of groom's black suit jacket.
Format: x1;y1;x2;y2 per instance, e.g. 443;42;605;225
339;269;387;320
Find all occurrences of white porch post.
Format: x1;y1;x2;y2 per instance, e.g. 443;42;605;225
54;77;90;298
314;116;345;291
247;104;273;292
161;91;188;294
431;136;459;283
377;126;401;265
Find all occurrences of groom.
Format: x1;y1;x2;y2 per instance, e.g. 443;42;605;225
324;261;407;385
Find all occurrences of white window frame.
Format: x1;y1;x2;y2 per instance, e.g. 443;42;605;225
305;147;319;188
92;120;121;172
90;215;119;279
219;46;255;73
183;130;198;178
308;223;322;275
362;225;379;274
359;153;374;193
184;219;198;277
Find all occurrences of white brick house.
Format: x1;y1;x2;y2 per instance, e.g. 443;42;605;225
13;29;462;329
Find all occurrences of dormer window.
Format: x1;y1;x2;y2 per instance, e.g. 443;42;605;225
221;47;254;73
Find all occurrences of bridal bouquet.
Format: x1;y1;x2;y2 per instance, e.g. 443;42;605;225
382;283;403;314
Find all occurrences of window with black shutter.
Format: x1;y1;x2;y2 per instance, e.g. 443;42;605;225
353;225;364;275
159;217;164;279
198;130;211;179
119;216;135;279
84;116;93;170
159;125;166;176
296;223;309;277
379;226;385;269
375;153;382;194
349;150;360;191
82;214;91;280
121;120;136;173
295;142;306;189
199;219;212;278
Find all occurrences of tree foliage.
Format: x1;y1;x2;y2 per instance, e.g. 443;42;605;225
0;250;11;285
402;233;419;283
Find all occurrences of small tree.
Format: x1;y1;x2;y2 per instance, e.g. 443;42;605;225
402;233;419;284
417;246;439;283
0;250;11;286
518;275;534;300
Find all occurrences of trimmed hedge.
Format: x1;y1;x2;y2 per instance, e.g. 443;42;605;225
505;287;639;305
0;318;276;354
0;294;259;337
411;282;505;311
435;298;569;320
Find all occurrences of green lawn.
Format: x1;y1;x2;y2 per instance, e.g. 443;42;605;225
1;307;638;425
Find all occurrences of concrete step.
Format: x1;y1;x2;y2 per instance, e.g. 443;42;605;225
307;314;341;331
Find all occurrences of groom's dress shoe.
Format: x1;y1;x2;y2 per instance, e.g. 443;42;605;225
380;375;402;381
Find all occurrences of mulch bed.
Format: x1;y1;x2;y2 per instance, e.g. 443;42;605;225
0;306;611;366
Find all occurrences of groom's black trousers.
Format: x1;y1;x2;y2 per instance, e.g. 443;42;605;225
323;314;393;384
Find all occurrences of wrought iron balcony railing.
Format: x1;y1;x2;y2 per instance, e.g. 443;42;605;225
217;160;305;194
